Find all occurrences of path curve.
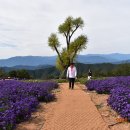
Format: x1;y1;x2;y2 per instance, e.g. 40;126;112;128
42;83;110;130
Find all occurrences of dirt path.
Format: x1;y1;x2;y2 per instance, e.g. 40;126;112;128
41;83;110;130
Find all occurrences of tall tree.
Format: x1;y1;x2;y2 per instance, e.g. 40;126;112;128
48;16;88;75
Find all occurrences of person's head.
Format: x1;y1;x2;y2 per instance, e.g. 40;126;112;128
70;62;74;67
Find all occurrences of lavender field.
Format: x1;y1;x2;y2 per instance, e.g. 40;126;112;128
0;80;58;130
86;76;130;121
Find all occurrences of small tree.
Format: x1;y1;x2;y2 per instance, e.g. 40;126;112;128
48;16;88;77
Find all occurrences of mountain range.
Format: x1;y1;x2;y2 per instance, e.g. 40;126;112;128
0;53;130;68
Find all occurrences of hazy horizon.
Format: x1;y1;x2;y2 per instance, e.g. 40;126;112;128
0;0;130;58
0;53;130;60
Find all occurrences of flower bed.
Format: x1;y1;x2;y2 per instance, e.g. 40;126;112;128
86;76;130;94
0;80;58;130
108;87;130;121
86;76;130;121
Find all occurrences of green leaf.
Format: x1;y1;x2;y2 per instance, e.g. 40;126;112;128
48;33;60;50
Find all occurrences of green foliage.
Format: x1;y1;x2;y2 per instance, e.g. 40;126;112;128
76;78;87;84
48;33;60;50
8;69;30;79
17;70;30;79
69;35;87;52
20;63;130;80
8;70;17;77
113;63;130;76
48;16;88;74
28;67;60;80
56;57;65;71
58;16;84;34
0;68;6;78
54;79;68;83
56;48;70;71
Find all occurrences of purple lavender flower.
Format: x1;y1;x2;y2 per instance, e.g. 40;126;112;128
0;80;58;130
86;76;130;121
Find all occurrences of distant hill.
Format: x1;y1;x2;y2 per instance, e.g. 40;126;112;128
77;53;130;64
0;53;130;67
77;55;116;63
0;56;56;67
1;65;53;72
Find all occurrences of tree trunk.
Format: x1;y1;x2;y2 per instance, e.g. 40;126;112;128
59;67;68;79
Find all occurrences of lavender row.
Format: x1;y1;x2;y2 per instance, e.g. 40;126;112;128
86;76;130;121
108;87;130;121
86;76;130;94
0;80;58;130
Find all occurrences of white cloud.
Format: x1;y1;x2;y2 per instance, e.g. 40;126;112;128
0;0;130;58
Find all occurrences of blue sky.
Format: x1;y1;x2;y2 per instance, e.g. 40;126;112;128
0;0;130;58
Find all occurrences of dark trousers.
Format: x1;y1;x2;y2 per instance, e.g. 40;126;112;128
69;78;75;89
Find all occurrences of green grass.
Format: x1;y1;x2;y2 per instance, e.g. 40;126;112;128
24;76;107;84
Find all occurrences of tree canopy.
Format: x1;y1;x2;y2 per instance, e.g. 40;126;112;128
48;16;88;72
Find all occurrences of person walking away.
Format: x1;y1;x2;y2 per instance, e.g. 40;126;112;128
88;69;92;80
66;63;77;89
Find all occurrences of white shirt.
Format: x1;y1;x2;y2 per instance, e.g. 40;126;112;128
66;66;77;78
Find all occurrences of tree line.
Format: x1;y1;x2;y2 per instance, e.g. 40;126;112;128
0;69;30;79
1;63;130;80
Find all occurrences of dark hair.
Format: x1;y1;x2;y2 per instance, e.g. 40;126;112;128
70;62;74;65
